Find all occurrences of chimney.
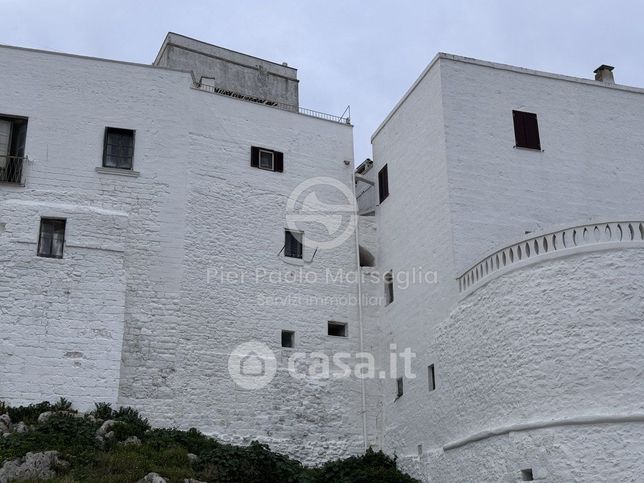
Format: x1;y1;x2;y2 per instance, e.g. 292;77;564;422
594;64;615;83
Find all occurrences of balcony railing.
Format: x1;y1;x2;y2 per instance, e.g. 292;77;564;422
0;156;25;185
194;82;351;125
457;220;644;295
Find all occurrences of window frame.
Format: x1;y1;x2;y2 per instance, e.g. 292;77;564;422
102;127;135;170
378;164;389;203
428;364;436;392
258;149;275;171
251;146;283;172
37;217;66;259
384;270;394;306
512;110;541;151
284;229;303;259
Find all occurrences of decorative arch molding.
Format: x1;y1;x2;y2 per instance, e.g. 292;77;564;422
457;220;644;296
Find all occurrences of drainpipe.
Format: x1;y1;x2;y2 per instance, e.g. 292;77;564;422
351;169;369;451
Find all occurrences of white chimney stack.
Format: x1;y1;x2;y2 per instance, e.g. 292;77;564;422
594;64;615;84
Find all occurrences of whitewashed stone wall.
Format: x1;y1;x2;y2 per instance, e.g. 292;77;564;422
372;53;644;481
402;249;644;482
0;45;368;465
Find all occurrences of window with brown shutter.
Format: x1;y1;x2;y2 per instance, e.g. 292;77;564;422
512;111;541;150
251;146;283;172
378;164;389;203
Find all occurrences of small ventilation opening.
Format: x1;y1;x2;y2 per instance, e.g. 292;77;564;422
328;321;347;337
521;468;534;481
359;245;375;267
281;330;295;348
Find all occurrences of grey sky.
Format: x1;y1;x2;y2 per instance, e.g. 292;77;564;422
1;0;641;163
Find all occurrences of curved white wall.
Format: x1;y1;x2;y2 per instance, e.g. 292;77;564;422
398;248;644;482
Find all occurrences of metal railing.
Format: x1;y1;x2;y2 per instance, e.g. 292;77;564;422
457;220;644;294
0;156;25;185
194;83;351;124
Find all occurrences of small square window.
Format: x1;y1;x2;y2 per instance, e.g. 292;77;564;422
328;321;347;337
512;111;541;150
396;377;404;398
284;229;303;259
378;164;389;203
520;468;534;481
384;271;394;305
251;146;283;172
37;218;66;259
103;127;135;169
428;364;436;392
281;330;295;348
259;150;274;170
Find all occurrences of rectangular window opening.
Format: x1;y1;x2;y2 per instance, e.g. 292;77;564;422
327;321;347;337
284;229;303;259
520;469;534;481
428;364;436;392
512;110;541;150
0;114;28;184
378;164;389;203
258;149;274;170
251;146;283;172
37;218;66;259
396;377;404;398
281;330;295;348
384;271;394;305
103;127;135;170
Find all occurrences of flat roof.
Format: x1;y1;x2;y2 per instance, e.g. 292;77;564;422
372;52;644;141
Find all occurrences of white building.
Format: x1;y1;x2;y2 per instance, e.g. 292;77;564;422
1;33;643;481
371;53;644;482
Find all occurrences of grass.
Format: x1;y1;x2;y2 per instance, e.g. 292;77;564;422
0;400;418;483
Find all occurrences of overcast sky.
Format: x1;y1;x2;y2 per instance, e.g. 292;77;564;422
1;0;642;163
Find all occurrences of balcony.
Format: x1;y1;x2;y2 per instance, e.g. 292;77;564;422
0;156;25;185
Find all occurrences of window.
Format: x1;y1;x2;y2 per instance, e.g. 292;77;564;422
284;229;303;259
281;330;295;348
512;111;541;150
328;321;347;337
0;114;27;184
259;150;274;170
384;271;394;305
520;469;534;481
378;164;389;203
396;377;404;398
251;146;283;172
37;218;66;259
103;127;135;169
428;364;436;391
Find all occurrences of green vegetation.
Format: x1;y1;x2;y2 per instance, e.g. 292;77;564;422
0;400;418;483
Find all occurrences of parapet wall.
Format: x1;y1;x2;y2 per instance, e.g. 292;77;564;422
398;247;644;481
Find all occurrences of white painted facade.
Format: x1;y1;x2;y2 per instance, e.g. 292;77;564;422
372;54;644;481
1;37;644;481
0;41;370;465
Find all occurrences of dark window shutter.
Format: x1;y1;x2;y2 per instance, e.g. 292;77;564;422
378;165;389;203
512;111;527;148
251;146;260;167
524;112;541;150
513;111;540;150
274;151;284;172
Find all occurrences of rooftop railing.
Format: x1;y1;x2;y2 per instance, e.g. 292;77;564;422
0;156;25;185
194;83;351;125
458;220;644;295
